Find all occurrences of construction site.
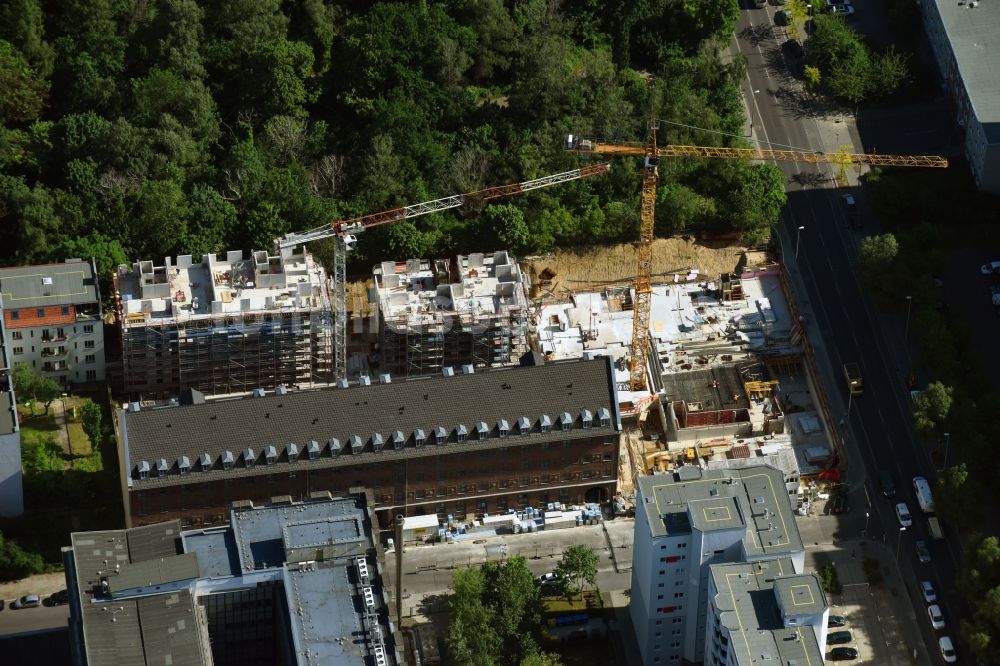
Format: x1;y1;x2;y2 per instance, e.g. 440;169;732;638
114;247;333;400
372;251;529;377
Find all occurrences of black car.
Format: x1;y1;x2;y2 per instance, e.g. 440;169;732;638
46;589;69;606
831;491;850;514
828;614;847;628
879;470;896;498
828;630;853;645
831;647;859;660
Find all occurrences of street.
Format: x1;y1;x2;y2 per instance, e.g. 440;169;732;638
0;602;69;636
732;1;964;662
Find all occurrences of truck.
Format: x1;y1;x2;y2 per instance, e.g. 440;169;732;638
927;516;944;540
913;476;934;513
844;363;863;396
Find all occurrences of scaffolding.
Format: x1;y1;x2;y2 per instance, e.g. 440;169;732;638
374;251;529;377
114;248;334;400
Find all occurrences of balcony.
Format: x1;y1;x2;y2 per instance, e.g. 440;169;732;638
42;361;68;372
40;347;68;358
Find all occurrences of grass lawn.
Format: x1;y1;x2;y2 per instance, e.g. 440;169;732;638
542;590;604;614
19;412;59;433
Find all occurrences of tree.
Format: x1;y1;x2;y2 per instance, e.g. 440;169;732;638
482;204;531;254
0;530;46;581
0;39;49;126
856;233;899;301
871;47;910;98
50;231;127;303
911;381;953;432
80;398;103;451
555;545;599;597
20;430;64;473
12;362;61;413
519;654;564;666
803;65;821;94
447;566;500;666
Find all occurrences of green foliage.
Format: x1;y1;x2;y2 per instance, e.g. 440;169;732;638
0;529;46;581
0;39;49;125
855;233;899;304
818;562;842;595
519;654;564;666
446;556;545;666
911;381;953;433
555;545;600;598
21;429;64;474
80;399;103;449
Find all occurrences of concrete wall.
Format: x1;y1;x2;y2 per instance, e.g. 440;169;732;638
0;431;24;517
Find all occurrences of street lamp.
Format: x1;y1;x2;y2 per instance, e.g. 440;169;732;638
864;511;870;538
795;226;805;262
904;295;913;343
895;526;907;566
943;432;951;470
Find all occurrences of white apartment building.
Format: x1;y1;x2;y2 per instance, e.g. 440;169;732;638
0;258;105;389
630;466;805;665
705;559;826;665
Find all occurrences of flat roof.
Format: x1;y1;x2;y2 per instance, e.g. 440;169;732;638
109;552;201;594
930;0;1000;138
709;559;825;666
122;356;620;489
637;466;803;557
0;259;98;309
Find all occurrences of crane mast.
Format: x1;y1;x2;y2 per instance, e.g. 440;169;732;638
565;132;947;392
274;163;612;381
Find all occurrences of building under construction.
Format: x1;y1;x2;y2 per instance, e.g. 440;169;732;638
373;251;529;377
115;248;333;400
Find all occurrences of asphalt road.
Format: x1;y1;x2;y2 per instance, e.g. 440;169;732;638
732;3;966;663
0;601;69;636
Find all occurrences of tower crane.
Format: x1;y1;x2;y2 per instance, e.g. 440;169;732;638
565;123;948;392
275;163;612;380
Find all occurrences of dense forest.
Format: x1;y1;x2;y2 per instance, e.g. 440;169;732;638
0;0;783;285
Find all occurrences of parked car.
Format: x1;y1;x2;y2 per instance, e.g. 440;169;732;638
830;5;855;16
827;614;848;628
895;502;912;527
775;9;792;25
12;594;40;609
46;589;69;606
538;572;559;585
928;604;945;630
879;470;896;497
921;581;937;603
0;598;5;611
916;540;932;564
830;646;860;660
939;636;957;663
832;491;850;514
828;630;853;645
825;0;852;6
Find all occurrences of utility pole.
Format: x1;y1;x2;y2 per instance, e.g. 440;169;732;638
795;226;805;262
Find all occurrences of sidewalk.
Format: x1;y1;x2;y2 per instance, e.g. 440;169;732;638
0;572;67;605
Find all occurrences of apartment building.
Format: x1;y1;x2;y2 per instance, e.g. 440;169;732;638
114;247;332;400
918;0;1000;194
629;466;805;665
373;251;529;378
63;490;399;666
116;355;621;528
0;258;105;388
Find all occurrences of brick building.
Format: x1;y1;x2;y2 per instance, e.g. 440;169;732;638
117;355;621;528
0;258;105;388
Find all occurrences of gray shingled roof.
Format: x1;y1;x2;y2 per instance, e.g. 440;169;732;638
123;357;620;489
0;260;98;308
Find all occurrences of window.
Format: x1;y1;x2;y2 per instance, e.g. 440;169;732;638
581;471;592;480
37;308;45;317
61;306;70;315
674;592;684;598
11;331;22;340
86;370;96;380
83;324;94;333
84;340;95;349
10;310;18;320
12;347;23;355
85;354;95;363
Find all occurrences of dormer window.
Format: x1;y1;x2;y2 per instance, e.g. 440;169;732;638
392;431;406;450
287;443;299;462
307;441;321;460
329;438;341;456
581;409;593;429
350;435;363;454
178;456;190;476
540;415;552;433
156;458;169;477
137;460;150;480
476;422;489;440
434;426;447;445
517;416;531;435
199;453;212;472
264;445;278;465
243;448;256;469
498;419;509;438
456;424;468;443
372;432;384;451
222;450;235;470
560;412;573;430
598;407;611;428
414;429;426;448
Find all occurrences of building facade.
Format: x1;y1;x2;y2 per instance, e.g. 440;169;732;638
114;247;332;400
116;356;621;528
63;490;399;666
0;315;23;517
629;466;805;666
918;0;1000;194
0;258;105;388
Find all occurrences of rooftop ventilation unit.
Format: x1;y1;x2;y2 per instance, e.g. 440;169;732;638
274;384;288;396
252;388;266;398
307;440;321;460
199;453;212;471
379;373;391;385
243;448;256;468
442;366;455;377
265;445;278;465
336;378;349;389
286;442;298;462
42;276;53;285
358;375;371;386
461;364;475;375
329;438;342;456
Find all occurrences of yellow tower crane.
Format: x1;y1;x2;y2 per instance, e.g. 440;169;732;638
565;124;948;392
